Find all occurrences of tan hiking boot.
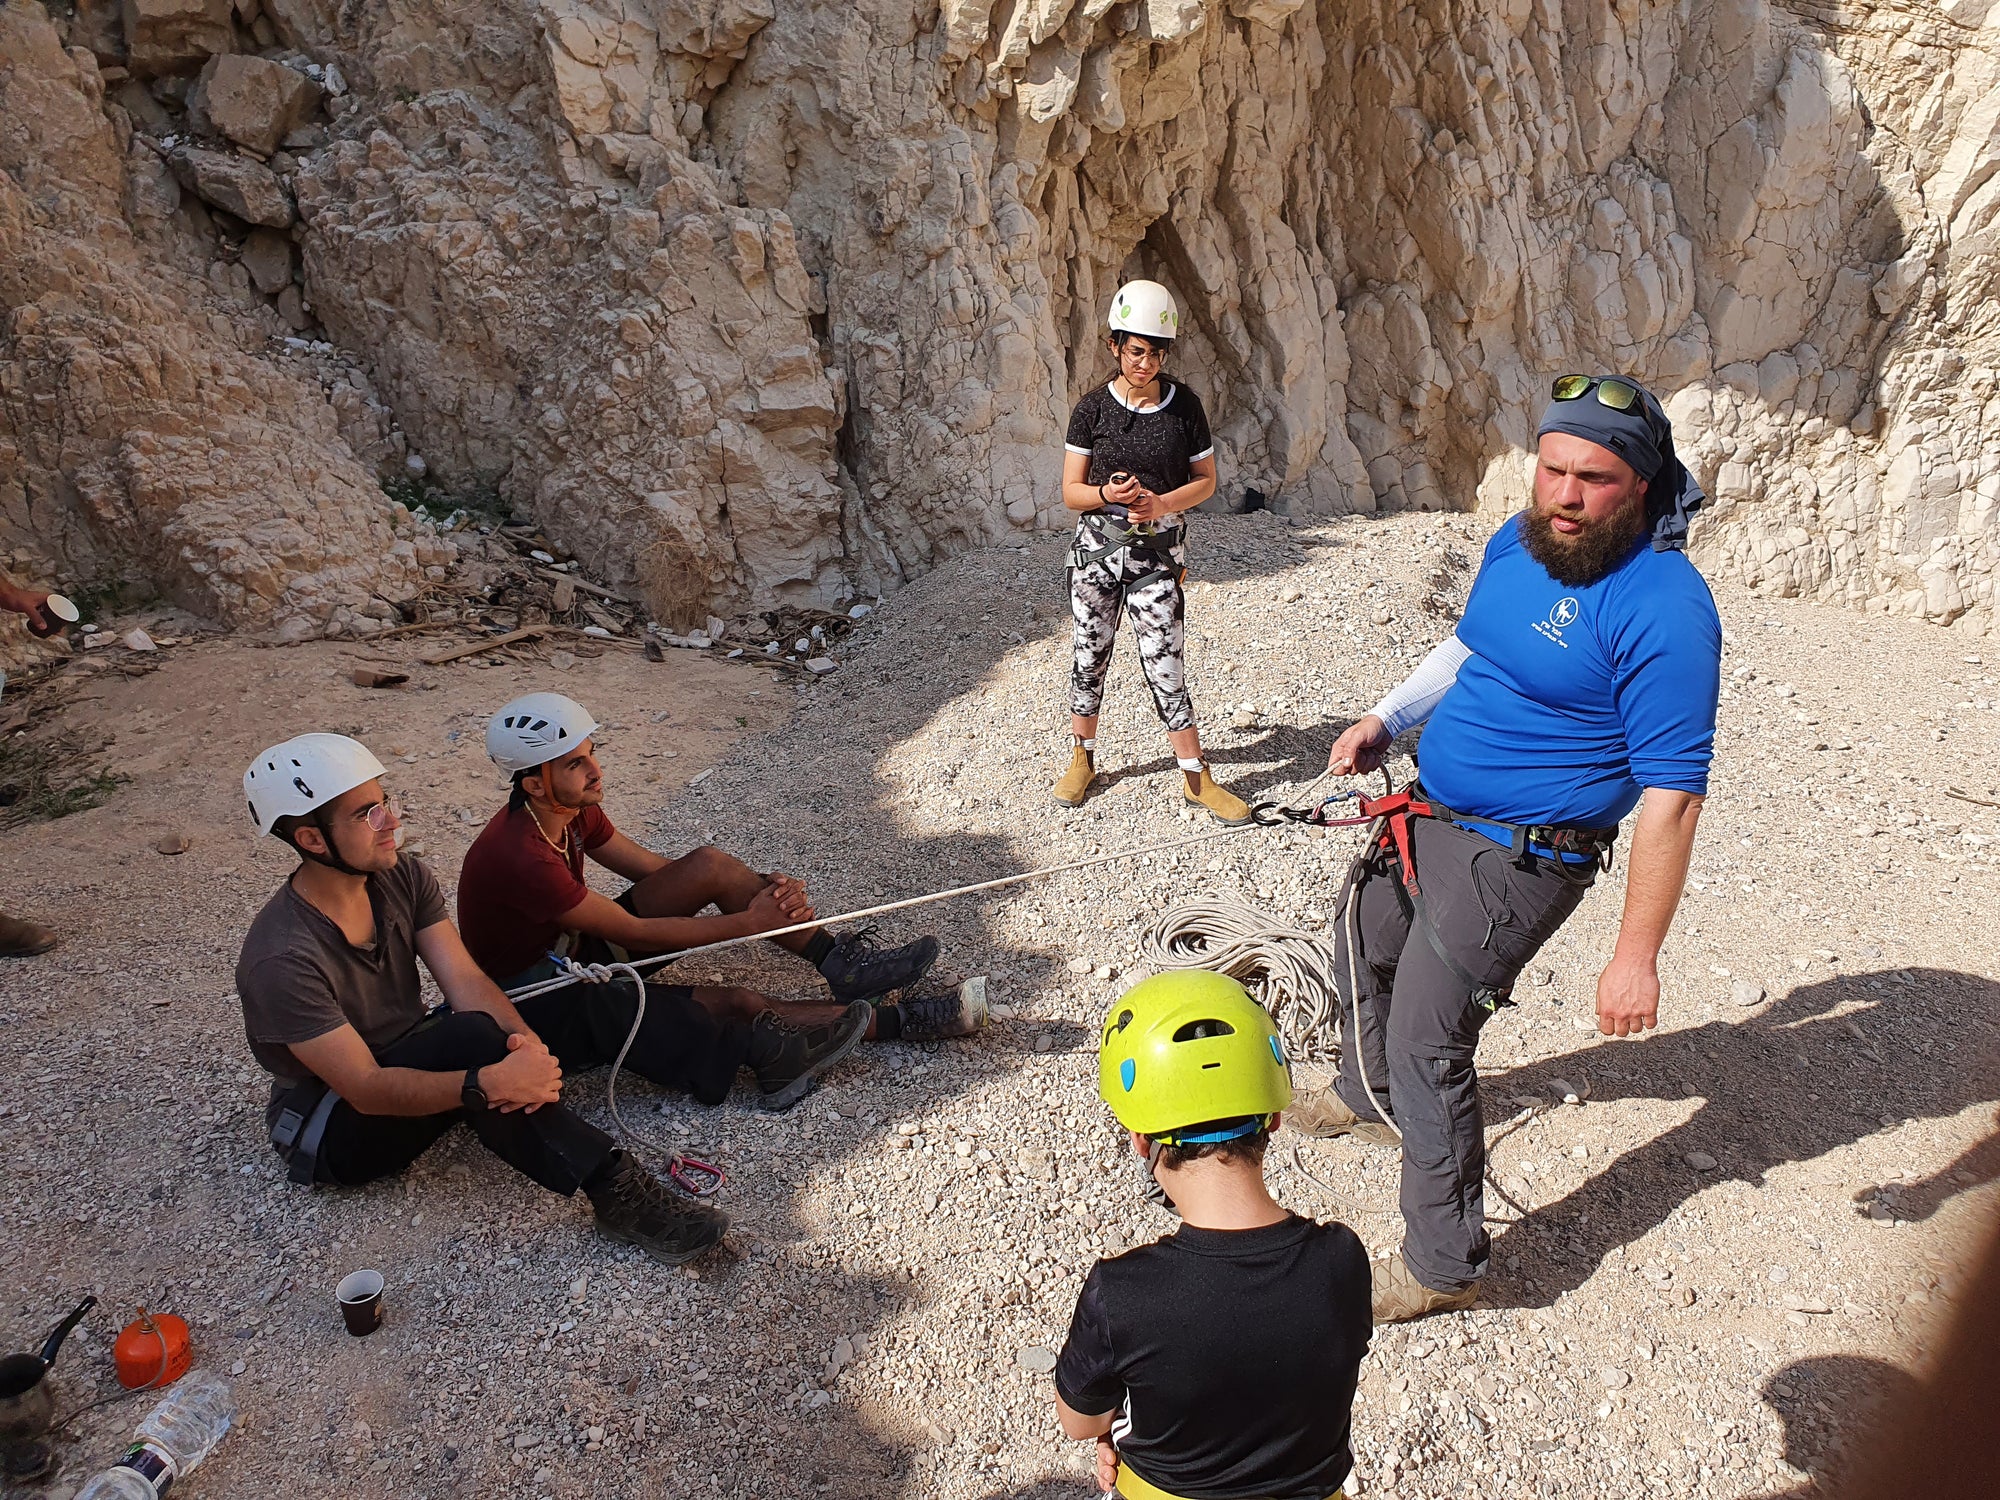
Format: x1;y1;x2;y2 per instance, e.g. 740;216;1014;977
1182;763;1252;825
1372;1251;1479;1324
0;912;57;958
1289;1084;1398;1145
1052;745;1096;807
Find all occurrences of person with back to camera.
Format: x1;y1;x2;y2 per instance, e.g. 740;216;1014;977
1052;971;1372;1500
1052;279;1252;826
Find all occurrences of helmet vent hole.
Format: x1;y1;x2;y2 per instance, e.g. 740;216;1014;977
1110;1009;1135;1034
1200;1061;1221;1070
1172;1019;1234;1042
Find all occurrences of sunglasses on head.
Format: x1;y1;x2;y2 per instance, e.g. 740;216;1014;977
1552;374;1665;446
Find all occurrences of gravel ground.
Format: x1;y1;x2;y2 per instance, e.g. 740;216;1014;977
2;511;1997;1500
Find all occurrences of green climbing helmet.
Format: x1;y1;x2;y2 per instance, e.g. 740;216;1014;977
1098;970;1292;1142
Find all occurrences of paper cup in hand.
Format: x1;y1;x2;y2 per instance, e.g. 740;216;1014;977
335;1270;384;1337
26;594;79;639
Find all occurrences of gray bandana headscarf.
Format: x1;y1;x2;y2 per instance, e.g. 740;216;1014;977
1535;377;1706;552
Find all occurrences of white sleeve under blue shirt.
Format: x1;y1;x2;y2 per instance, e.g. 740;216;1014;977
1412;514;1722;831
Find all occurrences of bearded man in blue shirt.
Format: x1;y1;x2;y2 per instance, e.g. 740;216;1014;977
1295;375;1722;1323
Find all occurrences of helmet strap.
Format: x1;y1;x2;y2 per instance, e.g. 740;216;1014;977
530;760;579;815
299;808;369;878
1138;1138;1179;1217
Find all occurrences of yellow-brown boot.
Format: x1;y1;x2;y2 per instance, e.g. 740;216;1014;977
0;912;57;957
1182;762;1251;825
1051;744;1096;807
1372;1250;1479;1324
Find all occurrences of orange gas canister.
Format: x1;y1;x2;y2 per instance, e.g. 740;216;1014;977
113;1311;192;1390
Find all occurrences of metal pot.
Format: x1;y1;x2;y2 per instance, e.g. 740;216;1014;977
0;1296;96;1445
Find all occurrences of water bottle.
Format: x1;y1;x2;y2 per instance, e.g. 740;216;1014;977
75;1371;236;1498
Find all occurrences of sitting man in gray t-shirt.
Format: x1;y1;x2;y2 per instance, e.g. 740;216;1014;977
237;732;724;1266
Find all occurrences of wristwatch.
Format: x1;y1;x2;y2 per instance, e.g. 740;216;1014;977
461;1068;488;1112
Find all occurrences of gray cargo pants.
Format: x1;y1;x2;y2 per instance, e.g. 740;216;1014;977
1332;815;1597;1291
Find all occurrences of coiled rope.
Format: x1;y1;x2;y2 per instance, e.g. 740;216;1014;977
1140;896;1346;1065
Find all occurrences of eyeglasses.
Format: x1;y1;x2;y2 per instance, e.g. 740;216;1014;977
1117;344;1165;365
349;795;401;831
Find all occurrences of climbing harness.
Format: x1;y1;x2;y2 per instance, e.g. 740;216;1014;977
1146;768;1614;1228
1068;508;1184;595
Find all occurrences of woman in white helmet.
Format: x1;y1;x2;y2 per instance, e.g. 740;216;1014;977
1053;278;1250;824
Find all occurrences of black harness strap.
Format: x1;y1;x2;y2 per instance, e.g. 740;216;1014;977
271;1079;339;1186
1069;512;1183;595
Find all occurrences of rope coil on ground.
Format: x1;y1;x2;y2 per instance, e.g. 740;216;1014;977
1140;897;1347;1064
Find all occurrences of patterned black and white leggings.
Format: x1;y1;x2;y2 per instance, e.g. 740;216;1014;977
1068;560;1195;731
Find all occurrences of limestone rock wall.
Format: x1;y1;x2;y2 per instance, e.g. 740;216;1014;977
7;0;1999;632
0;0;453;646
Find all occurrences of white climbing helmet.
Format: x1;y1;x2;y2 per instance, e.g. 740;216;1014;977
244;734;387;837
486;692;600;775
1108;279;1179;342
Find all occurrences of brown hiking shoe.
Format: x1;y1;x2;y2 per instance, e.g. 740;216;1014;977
1182;764;1251;825
1289;1084;1398;1145
0;913;57;958
1372;1251;1479;1324
1052;745;1096;807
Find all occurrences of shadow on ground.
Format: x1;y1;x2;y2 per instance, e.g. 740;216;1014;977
572;515;1340;1497
1479;968;2000;1309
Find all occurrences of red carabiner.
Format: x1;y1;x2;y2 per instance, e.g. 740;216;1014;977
667;1154;727;1198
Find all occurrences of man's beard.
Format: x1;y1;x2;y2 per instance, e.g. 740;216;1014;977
1521;495;1649;588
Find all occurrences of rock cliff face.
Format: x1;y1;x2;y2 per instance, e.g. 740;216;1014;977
4;0;1997;635
0;0;452;645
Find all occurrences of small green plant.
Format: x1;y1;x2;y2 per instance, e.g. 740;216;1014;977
57;578;136;623
382;475;513;530
0;730;129;829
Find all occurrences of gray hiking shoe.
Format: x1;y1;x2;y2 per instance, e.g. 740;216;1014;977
1372;1251;1479;1324
890;977;989;1042
1289;1084;1398;1145
746;1001;872;1111
819;925;940;1003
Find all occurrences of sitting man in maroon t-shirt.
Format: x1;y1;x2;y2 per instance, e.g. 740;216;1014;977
460;693;983;1053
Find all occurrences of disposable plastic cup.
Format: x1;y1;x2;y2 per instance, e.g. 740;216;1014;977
335;1270;384;1337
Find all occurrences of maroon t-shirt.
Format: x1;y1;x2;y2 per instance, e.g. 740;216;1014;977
457;803;616;981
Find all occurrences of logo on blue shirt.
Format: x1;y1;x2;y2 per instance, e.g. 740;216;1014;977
1534;596;1580;647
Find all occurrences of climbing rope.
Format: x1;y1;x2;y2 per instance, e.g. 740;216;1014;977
504;782;1342;1197
1141;895;1346;1064
502;814;1298;1005
530;954;728;1198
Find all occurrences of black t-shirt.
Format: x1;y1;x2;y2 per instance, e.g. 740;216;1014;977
1064;381;1215;501
1054;1216;1370;1500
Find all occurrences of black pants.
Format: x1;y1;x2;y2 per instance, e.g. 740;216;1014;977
1332;816;1596;1291
307;979;751;1190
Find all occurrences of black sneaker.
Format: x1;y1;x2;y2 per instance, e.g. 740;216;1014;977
891;977;989;1042
747;1001;872;1111
585;1153;728;1266
818;925;939;1003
